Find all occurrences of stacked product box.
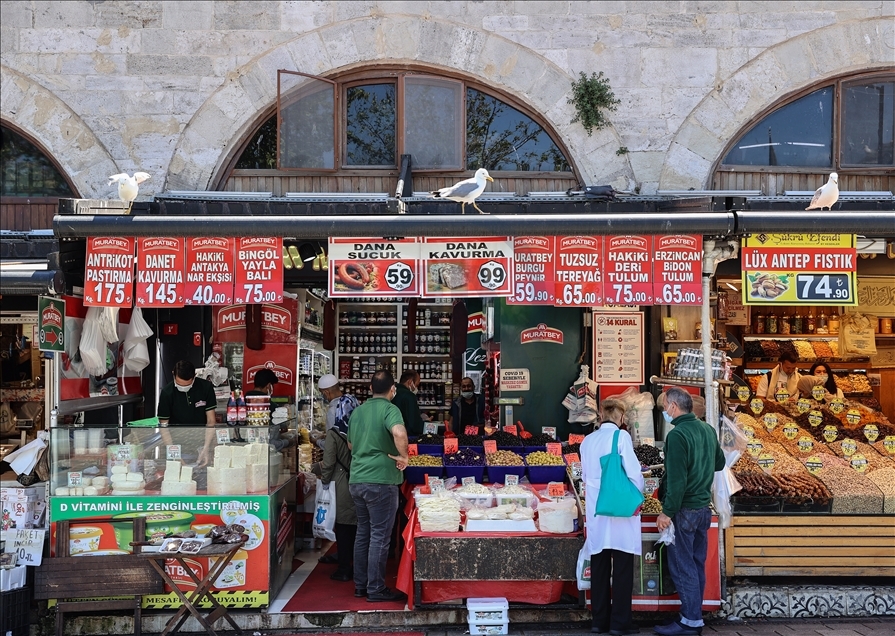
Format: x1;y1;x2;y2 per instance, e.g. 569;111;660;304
1;483;47;530
467;597;509;635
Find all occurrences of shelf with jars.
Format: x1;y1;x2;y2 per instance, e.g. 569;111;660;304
746;306;845;338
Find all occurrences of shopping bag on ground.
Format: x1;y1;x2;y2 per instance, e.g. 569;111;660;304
312;482;337;541
576;545;591;591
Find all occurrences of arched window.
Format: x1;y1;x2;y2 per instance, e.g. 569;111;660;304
1;125;75;197
236;70;571;173
719;72;894;171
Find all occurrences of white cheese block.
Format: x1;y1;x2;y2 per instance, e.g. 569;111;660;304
161;480;197;496
165;461;181;481
111;465;128;475
180;466;193;483
126;472;144;482
206;467;220;495
73;487;83;496
56;487;70;496
114;489;145;496
113;480;145;491
246;463;268;493
219;467;246;494
214;445;231;468
84;486;98;496
91;477;109;488
230;449;247;468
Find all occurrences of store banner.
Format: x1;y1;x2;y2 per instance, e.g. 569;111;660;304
184;237;236;306
135;237;185;308
38;296;65;352
742;234;857;305
653;234;703;305
242;344;298;398
84;237;135;307
422;237;513;297
212;298;299;344
233;237;284;304
554;236;604;307
604;235;654;305
508;236;555;305
328;238;421;297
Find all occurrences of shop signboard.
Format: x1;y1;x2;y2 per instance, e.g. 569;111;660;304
84;237;135;307
652;234;703;306
593;311;644;385
328;238;420;297
741;233;857;305
184;237;236;306
234;237;283;304
38;296;65;352
508;236;555;305
50;495;271;608
212;298;299;344
242;344;298;398
604;235;653;305
422;237;513;297
554;236;604;307
136;237;185;308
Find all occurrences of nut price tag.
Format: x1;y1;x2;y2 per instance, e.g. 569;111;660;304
547;482;566;497
797;398;812;414
444;438;459;454
564;452;581;464
864;424;879;443
822;425;839;442
797;436;814;453
829;399;846;415
408;444;418;456
216;429;231;444
884;436;895;455
483;440;498;454
546;443;563;456
774;388;790;402
763;413;779;430
750;399;764;415
808;410;823;427
166;445;181;461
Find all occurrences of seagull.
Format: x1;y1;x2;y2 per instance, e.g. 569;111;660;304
805;172;839;211
431;168;494;214
108;172;151;212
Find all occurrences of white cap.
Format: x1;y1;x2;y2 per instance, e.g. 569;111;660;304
318;374;339;390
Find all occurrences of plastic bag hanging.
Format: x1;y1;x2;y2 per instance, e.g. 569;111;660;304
79;308;107;376
123;307;152;372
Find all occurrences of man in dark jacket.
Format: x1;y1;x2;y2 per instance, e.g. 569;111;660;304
655;387;725;636
391;370;423;437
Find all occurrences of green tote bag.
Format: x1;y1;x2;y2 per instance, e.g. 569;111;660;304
593;429;644;517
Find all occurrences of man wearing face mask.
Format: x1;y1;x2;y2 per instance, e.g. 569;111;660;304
318;374;359;434
446;376;486;434
158;360;218;466
391;371;424;437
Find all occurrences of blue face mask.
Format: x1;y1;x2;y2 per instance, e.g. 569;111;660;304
662;411;674;424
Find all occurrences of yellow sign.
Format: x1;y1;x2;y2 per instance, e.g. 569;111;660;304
812;385;826;401
808;410;823;427
763;413;779;431
850;453;868;473
796;398;812;414
743;234;856;249
841;439;858;456
747;440;764;457
757;453;776;471
822;425;839;442
829;399;846;415
736;385;751;402
805;455;823;475
797;436;814;453
883;436;895;455
750;399;764;415
864;424;879;443
743;425;755;440
846;409;862;425
774;388;790;402
783;424;798;441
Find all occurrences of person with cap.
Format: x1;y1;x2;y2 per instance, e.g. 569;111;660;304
756;351;801;402
318;374;359;434
391;370;424;437
245;368;293;451
158;360;217;466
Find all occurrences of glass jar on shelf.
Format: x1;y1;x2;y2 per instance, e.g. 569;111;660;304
791;308;803;334
766;311;778;334
779;311;791;335
754;310;766;334
806;309;816;334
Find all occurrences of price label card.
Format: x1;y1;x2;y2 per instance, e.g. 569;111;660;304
216;429;231;444
797;398;812;414
461;476;476;487
812;385;827;401
504;425;518;436
554;236;603;307
508;236;555;305
424;422;439;435
604;235;653;305
116;446;132;460
542;427;557;440
84;236;135;307
136;237;185;307
246;428;259;443
429;477;445;493
444;438;459;454
547;482;566;497
234;237;283;304
465;425;479;436
763;413;779;430
408;444;419;456
805;455;823;475
184;237;235;305
328;238;421;297
774;388;790;402
568;434;586;445
570;462;583;480
421;237;512;297
546;442;563;456
841;439;858;456
797;436;814;453
259;429;269;444
808;410;823;427
505;474;519;486
483;440;498;454
864;424;879;443
750;399;765;415
883;436;895;455
166;445;182;461
67;471;82;487
850;453;868;473
846;409;862;425
747;439;763;457
12;528;45;566
565;452;581;464
653;235;703;305
823;425;839;442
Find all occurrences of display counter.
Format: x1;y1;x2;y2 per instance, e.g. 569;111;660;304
46;424;296;608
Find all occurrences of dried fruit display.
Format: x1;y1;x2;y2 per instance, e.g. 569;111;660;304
732;455;781;497
812;464;883;514
744;340;765;360
761;442;831;504
847;374;871;394
760;340;781;358
812;340;834;358
793;340;817;361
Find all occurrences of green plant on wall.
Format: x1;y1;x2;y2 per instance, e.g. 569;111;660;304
568;71;620;136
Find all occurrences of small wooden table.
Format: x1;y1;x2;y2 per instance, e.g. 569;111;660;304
135;540;246;636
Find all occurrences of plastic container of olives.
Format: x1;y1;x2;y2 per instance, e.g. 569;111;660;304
487;464;526;484
445;465;486;482
525;458;567;484
405;464;444;484
519;446;547;456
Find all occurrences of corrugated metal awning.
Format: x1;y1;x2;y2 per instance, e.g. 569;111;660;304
0;261;64;296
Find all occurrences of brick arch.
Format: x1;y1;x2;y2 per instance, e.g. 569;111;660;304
166;15;631;192
1;65;118;199
659;17;895;190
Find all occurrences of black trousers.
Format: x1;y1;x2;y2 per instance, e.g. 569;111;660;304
591;549;635;631
334;522;357;575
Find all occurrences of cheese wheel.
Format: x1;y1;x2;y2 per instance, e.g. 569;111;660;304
92;477;109;488
56;487;70;496
111;465;128;474
126;472;144;482
84;486;98;496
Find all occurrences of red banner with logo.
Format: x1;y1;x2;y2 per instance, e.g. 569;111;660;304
84;237;135;307
328;238;420;297
603;235;653;305
508;236;555;305
242;344;297;398
553;236;604;307
135;237;185;308
212;299;299;344
184;237;236;306
422;237;513;297
653;234;703;305
234;237;283;304
520;323;564;345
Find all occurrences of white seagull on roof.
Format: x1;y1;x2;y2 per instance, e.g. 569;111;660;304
805;172;839;211
431;168;494;214
108;172;151;212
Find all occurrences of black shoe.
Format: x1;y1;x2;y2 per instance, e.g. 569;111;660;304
366;587;406;603
330;570;352;581
611;628;640;635
354;588;367;598
592;628;610;634
318;553;339;564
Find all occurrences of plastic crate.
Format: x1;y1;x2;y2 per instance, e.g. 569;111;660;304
469;621;509;635
486;464;526;484
467;597;509;622
405;463;443;484
457;492;494;508
497;444;525;453
1;586;31;636
417;444;444;456
525;458;567;484
520;445;547;455
460;445;484;454
445;465;486;481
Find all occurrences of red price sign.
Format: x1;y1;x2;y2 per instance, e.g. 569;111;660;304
234;237;283;304
604;235;653;305
508;236;555;305
84;237;135;307
444;438;459;454
184;237;235;305
484;440;498;454
653;235;703;305
564;452;581;463
328;238;420;297
465;425;479;436
554;236;603;306
568;434;586;444
504;425;518;436
547;482;566;497
408;444;418;456
546;442;563;456
136;237;185;307
422;237;513;297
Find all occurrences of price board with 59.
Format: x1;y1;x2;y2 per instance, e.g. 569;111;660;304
328;238;421;297
508;236;555;305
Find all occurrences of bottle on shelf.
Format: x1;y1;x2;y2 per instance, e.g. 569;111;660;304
766;311;778;334
227;392;237;424
829;310;840;335
754;309;766;334
792;308;803;334
236;390;247;424
780;310;791;335
818;308;828;332
806;308;816;334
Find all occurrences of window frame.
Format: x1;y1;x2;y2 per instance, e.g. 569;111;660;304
715;70;895;175
0;121;79;198
342;78;398;169
277;70;339;172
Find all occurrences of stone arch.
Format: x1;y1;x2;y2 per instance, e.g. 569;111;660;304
166;14;631;192
0;65;119;199
659;17;895;190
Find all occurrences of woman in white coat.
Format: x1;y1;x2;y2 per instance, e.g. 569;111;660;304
581;398;645;635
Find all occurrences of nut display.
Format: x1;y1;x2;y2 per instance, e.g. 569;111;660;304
525;451;565;466
641;498;663;514
486;450;524;466
813;464;883;514
749;273;789;299
866;468;895;514
792;340;817;361
408;454;443;467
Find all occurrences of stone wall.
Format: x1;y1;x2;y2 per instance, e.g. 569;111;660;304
1;1;892;197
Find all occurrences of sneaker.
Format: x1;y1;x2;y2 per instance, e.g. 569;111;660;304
654;621;700;636
353;588;367;598
366;587;407;603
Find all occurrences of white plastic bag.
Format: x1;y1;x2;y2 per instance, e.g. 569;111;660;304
712;465;742;529
123;307;152;372
98;306;121;344
656;520;675;546
312;481;337;542
576;545;591;591
79;313;107;376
